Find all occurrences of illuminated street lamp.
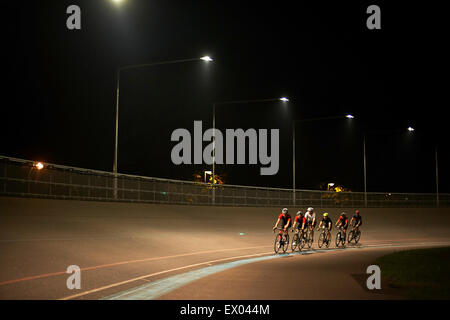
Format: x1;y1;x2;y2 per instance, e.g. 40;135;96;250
200;56;213;62
113;55;213;198
34;162;44;170
346;114;354;119
204;170;212;183
407;126;415;132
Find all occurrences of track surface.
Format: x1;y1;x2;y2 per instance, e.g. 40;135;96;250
1;197;449;300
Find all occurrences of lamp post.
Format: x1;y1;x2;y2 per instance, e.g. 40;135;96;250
211;97;289;204
362;126;417;207
435;145;439;207
112;56;213;198
292;115;353;206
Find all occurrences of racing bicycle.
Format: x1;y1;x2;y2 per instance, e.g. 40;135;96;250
347;226;361;244
317;226;331;248
335;226;346;247
274;228;290;253
291;228;307;252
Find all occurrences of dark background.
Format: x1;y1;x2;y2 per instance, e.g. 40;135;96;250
0;1;447;193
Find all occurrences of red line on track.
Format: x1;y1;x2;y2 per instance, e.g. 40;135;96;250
0;245;270;286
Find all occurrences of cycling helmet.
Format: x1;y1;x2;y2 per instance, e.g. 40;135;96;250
282;208;288;214
341;212;346;216
323;212;328;217
307;207;314;212
296;210;303;216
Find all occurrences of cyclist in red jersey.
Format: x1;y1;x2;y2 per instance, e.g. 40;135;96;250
291;210;307;246
273;208;292;232
335;211;349;240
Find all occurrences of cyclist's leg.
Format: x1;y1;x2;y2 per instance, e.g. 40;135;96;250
278;230;283;243
293;229;299;242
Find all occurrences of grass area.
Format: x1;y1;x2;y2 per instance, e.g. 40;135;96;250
375;247;450;299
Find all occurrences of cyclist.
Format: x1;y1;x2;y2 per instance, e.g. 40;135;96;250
335;211;349;240
304;207;316;242
273;208;292;234
349;209;362;232
291;210;307;245
317;212;333;243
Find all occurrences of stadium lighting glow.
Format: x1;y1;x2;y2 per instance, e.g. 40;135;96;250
346;114;354;119
34;162;44;170
279;97;289;102
200;56;213;62
408;127;415;132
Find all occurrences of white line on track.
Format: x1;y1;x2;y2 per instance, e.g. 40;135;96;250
60;240;450;300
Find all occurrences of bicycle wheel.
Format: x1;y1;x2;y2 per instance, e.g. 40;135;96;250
307;229;313;248
318;232;325;248
347;230;354;243
335;232;341;247
291;233;298;252
326;233;331;248
355;230;361;243
274;234;282;253
282;234;290;253
300;232;306;250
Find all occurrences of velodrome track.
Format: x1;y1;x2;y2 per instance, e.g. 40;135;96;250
0;196;449;300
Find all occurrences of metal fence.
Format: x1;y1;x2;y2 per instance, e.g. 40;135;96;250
0;155;448;208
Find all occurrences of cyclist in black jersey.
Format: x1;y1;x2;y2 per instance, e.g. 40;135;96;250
317;212;333;243
350;209;362;232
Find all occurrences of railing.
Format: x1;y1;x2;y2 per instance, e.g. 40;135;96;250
0;155;448;207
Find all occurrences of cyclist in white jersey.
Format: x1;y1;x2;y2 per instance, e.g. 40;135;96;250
304;207;317;242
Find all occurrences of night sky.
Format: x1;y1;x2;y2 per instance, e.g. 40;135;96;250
1;1;448;193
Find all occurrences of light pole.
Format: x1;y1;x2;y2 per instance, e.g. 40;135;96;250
113;56;213;198
407;127;440;206
211;97;289;204
292;115;353;206
435;145;439;207
362;126;417;207
363;134;367;207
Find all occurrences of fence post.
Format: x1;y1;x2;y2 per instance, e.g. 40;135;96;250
138;179;141;201
88;175;91;199
69;171;72;198
3;161;7;193
49;172;52;197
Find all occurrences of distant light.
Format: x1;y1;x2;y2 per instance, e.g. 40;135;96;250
279;97;289;102
200;56;213;62
328;182;335;187
34;162;44;170
408;127;415;132
204;171;212;175
346;114;354;119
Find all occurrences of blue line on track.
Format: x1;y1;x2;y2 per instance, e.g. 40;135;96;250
101;252;297;300
100;242;450;300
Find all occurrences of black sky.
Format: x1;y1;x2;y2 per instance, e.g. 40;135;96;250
1;1;448;193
